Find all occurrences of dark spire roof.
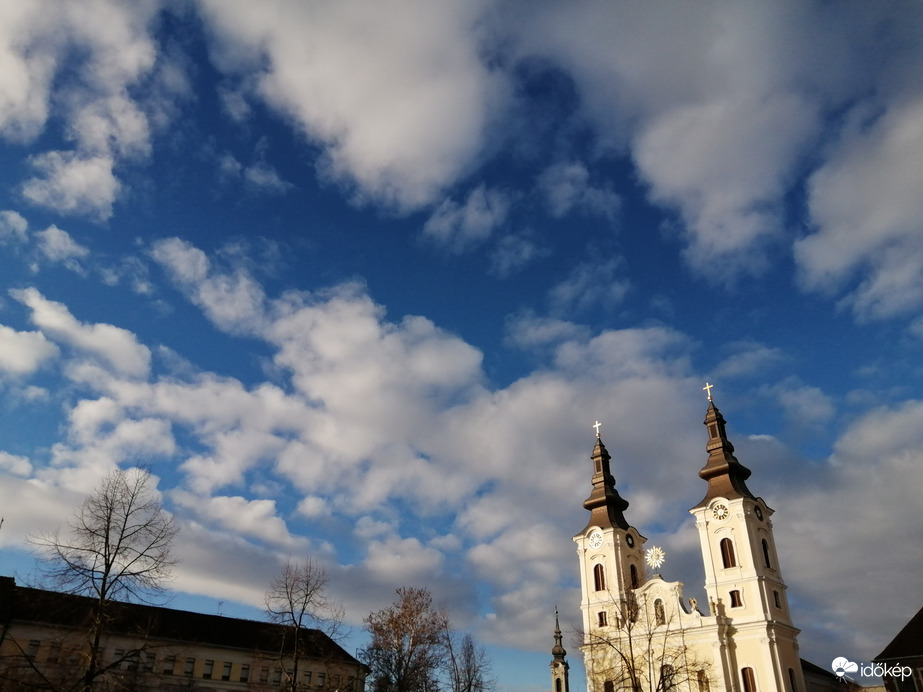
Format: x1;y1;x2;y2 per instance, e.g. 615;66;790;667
581;436;631;531
551;608;567;660
693;399;756;508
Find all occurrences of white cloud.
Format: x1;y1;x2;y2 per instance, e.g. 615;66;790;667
488;233;547;278
796;97;923;320
0;210;28;244
21;152;121;221
11;287;151;377
173;492;301;547
0;451;32;476
36;224;90;264
547;257;630;316
0;323;59;375
536;161;620;221
422;185;511;253
198;0;509;211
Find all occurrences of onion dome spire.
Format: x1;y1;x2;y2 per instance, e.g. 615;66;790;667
581;429;631;531
694;396;755;507
551;608;567;660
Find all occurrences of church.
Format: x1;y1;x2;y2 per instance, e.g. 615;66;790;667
551;390;806;692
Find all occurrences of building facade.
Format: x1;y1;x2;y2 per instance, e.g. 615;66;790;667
0;577;366;691
573;399;805;692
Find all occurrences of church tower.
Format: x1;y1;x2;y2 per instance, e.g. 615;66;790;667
550;609;570;692
689;396;805;692
573;425;647;688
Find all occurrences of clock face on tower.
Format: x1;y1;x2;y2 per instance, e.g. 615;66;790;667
588;531;603;549
712;503;729;521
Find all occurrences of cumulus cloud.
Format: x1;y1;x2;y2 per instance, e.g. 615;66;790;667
547;256;631;316
422;185;512;253
199;0;509;211
0;210;28;244
11;287;151;377
36;224;90;264
536;161;620;221
796;97;923;320
0;323;59;375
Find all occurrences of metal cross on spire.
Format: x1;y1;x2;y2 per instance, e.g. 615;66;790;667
703;382;714;401
593;420;602;438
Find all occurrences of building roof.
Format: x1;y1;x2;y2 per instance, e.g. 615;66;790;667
876;605;923;661
0;576;362;666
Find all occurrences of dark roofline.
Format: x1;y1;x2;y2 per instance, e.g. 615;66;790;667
2;576;362;668
875;605;923;661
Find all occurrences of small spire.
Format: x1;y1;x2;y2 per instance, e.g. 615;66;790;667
551;607;567;659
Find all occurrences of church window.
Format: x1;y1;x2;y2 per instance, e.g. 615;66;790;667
661;665;675;690
698;670;710;692
788;668;798;692
604;681;614;692
594;564;606;591
630;564;639;588
774;590;781;609
741;667;758;692
762;539;772;568
654;599;665;626
556;679;562;692
730;590;743;608
720;538;737;568
598;611;608;627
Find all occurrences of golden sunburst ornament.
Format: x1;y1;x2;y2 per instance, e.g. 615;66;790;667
645;546;666;570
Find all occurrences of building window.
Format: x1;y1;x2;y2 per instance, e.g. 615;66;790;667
654;599;665;626
222;662;232;681
556;679;562;692
598;611;608;627
762;539;772;568
594;563;606;591
662;665;675;690
730;590;743;608
304;670;313;685
184;658;195;676
318;672;326;687
272;667;282;686
774;590;781;609
46;642;61;664
163;655;176;675
260;666;269;683
143;652;155;672
788;668;798;692
630;564;639;588
203;659;215;679
240;664;250;683
604;682;614;692
26;640;40;660
742;667;757;692
698;669;710;692
720;538;737;568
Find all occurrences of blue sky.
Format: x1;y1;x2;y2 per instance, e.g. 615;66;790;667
1;2;922;689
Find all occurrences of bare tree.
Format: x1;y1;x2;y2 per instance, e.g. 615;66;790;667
265;558;346;692
30;467;178;692
444;632;495;692
361;587;450;692
579;590;713;692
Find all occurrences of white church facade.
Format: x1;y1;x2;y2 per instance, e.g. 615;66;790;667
555;394;806;692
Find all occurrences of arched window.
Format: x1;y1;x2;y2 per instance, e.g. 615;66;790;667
604;682;615;692
630;564;639;588
698;670;710;692
720;538;737;568
788;668;798;692
556;679;562;692
598;611;608;627
654;599;665;626
661;665;675;690
741;668;757;692
594;563;606;591
762;539;772;568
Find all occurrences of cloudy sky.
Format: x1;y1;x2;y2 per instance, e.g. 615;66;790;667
1;1;922;689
